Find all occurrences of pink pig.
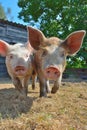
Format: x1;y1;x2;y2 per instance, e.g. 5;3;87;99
0;39;36;95
28;27;86;97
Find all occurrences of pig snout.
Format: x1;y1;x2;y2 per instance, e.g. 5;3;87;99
14;66;27;76
44;66;60;80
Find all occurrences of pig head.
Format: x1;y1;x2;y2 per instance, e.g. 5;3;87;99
0;40;34;95
28;26;86;97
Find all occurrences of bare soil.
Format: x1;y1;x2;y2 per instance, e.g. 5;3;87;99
0;78;87;130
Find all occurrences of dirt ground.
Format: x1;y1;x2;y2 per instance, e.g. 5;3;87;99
0;78;87;130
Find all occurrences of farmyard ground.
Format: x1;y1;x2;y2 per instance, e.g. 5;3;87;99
0;79;87;130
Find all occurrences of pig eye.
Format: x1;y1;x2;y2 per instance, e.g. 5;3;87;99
42;50;48;57
60;52;65;57
9;54;13;59
25;54;29;58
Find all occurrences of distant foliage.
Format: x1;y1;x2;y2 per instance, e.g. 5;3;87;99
18;0;87;68
0;4;7;20
0;4;13;21
6;7;14;21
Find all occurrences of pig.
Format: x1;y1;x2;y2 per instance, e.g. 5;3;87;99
27;26;86;97
0;40;36;96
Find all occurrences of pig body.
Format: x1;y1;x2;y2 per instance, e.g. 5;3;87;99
28;27;86;97
0;40;35;95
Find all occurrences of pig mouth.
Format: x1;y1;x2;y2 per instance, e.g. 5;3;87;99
44;66;60;80
14;66;27;76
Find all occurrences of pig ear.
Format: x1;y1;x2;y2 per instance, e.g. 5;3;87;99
27;26;46;50
0;40;9;56
62;30;86;55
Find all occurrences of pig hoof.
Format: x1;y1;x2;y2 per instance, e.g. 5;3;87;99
32;85;35;90
40;93;47;97
46;89;51;93
51;88;58;94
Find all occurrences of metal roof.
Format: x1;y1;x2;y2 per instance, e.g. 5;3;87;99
0;19;27;30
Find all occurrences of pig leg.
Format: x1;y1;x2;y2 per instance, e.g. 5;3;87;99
39;80;47;97
21;76;30;96
39;80;51;96
13;77;29;96
31;70;37;90
39;79;50;97
12;77;22;91
38;75;47;97
51;74;62;93
46;80;51;93
35;68;47;97
51;81;60;93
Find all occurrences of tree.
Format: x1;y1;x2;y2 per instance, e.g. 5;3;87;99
18;0;87;68
0;3;7;20
0;3;13;21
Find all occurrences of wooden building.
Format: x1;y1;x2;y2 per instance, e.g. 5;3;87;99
0;19;27;77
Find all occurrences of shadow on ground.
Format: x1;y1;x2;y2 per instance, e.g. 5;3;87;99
0;88;34;119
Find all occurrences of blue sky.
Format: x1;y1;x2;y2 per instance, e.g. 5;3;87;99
0;0;27;25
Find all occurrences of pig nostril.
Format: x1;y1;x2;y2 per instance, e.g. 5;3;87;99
47;70;50;74
54;72;58;75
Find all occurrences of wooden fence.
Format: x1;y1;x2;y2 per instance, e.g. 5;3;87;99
63;68;87;81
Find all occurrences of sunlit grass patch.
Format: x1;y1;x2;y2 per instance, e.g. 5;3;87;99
0;81;87;130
